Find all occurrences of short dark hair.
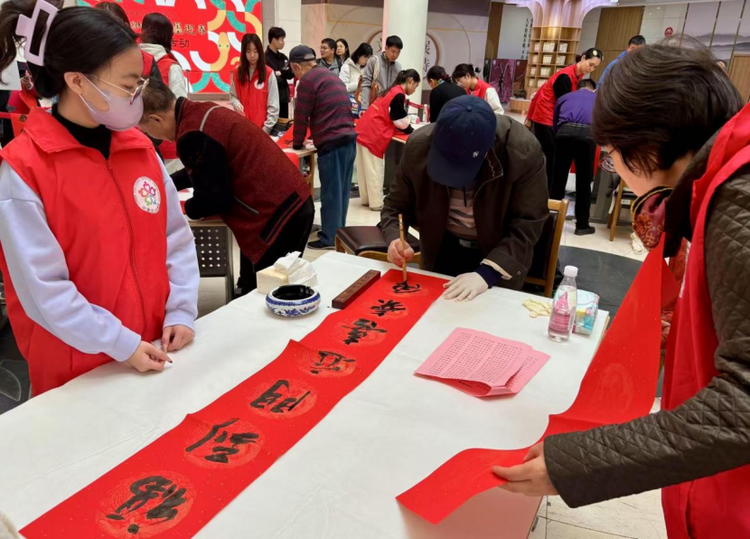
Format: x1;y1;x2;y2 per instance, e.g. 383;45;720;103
0;0;137;97
578;79;596;91
141;76;176;120
628;35;646;47
350;43;373;64
141;13;174;52
268;27;285;42
593;44;742;174
95;2;129;26
321;38;336;50
385;35;403;50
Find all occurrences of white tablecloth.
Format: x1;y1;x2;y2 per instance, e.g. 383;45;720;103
0;253;607;538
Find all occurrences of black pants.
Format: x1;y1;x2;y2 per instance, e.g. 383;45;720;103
279;101;290;120
433;232;484;277
237;197;315;295
532;121;556;189
552;123;596;229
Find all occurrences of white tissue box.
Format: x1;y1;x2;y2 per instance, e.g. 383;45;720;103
257;267;290;295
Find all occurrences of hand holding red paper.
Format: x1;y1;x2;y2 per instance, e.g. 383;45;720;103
126;341;171;372
387;238;414;267
162;324;195;352
493;442;559;496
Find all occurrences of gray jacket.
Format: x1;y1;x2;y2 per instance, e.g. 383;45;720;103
360;52;402;110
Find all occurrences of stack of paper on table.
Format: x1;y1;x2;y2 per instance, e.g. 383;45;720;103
415;328;550;397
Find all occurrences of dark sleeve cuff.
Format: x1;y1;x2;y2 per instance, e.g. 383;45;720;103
475;264;503;288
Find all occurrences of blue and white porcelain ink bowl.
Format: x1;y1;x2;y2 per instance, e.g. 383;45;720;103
266;285;321;318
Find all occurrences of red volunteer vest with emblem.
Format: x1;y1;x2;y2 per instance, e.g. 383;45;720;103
661;103;750;538
355;85;405;159
528;64;581;127
0;110;170;395
233;66;273;129
472;79;492;100
156;53;183;159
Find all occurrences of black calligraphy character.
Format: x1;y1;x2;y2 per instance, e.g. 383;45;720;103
393;281;422;295
185;418;259;464
250;380;310;414
311;351;355;375
106;476;188;533
343;318;387;345
370;299;406;317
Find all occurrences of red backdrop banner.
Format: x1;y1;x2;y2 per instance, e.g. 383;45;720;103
83;0;263;93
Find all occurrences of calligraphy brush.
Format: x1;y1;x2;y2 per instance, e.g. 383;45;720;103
398;214;407;283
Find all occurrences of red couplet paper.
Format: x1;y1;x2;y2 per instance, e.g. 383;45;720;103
397;246;679;524
21;270;445;538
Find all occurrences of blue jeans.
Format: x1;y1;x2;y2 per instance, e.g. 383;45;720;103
317;140;356;245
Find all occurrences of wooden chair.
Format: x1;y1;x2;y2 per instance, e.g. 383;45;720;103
335;199;566;298
525;199;568;298
608;177;637;242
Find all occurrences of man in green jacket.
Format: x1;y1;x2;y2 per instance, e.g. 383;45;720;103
379;96;549;302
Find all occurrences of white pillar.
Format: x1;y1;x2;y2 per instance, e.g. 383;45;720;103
265;0;302;50
382;0;429;104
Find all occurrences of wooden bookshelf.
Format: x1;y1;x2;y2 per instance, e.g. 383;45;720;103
525;26;581;97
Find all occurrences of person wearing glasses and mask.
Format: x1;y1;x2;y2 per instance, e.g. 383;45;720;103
0;0;200;395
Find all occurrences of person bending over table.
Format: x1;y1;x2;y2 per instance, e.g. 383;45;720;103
426;65;466;123
138;79;314;295
355;68;420;212
380;95;549;302
495;44;750;539
290;45;357;251
0;0;200;395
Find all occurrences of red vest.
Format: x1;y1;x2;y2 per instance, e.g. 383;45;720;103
356;85;405;159
528;64;581;127
157;54;184;160
176;100;310;263
233;66;273;129
0;110;171;395
661;103;750;538
472;79;492;100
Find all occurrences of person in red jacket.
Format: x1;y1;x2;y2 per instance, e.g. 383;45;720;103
231;33;279;135
451;63;504;116
495;44;750;538
138;78;314;295
0;0;200;395
355;69;420;211
526;48;602;187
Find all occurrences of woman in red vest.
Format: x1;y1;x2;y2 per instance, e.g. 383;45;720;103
231;33;279;135
355;69;420;211
495;44;750;538
0;0;200;395
451;63;504;116
138;78;313;295
526;48;602;187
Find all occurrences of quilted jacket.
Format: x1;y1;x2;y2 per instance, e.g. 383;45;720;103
544;134;750;507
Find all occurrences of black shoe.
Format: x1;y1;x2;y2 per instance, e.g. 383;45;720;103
308;240;334;250
574;226;596;236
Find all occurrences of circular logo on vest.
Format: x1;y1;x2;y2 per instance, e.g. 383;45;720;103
133;177;161;214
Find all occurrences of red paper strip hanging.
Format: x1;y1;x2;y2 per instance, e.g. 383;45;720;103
21;270;445;538
397;245;678;524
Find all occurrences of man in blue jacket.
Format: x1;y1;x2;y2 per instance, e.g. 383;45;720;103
599;35;645;82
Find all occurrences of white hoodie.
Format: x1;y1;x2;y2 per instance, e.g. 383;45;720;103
140;43;189;98
339;57;363;94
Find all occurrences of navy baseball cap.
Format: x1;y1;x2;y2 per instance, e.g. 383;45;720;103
427;96;497;189
289;45;316;63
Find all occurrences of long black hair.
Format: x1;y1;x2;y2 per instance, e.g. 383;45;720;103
141;12;173;52
336;38;350;61
350;43;372;65
0;0;137;97
387;68;421;92
451;63;476;82
426;65;451;83
95;1;129;26
239;33;266;83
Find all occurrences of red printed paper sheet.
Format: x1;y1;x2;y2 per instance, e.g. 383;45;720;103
21;270;445;538
397;246;678;524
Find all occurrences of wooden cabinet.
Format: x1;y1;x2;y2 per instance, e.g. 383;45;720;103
525;27;580;96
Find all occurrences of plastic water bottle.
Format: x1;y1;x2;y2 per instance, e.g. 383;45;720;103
548;266;578;342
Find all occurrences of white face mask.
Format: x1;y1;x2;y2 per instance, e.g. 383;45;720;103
79;74;147;131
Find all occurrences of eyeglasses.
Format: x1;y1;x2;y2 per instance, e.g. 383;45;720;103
91;75;149;105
